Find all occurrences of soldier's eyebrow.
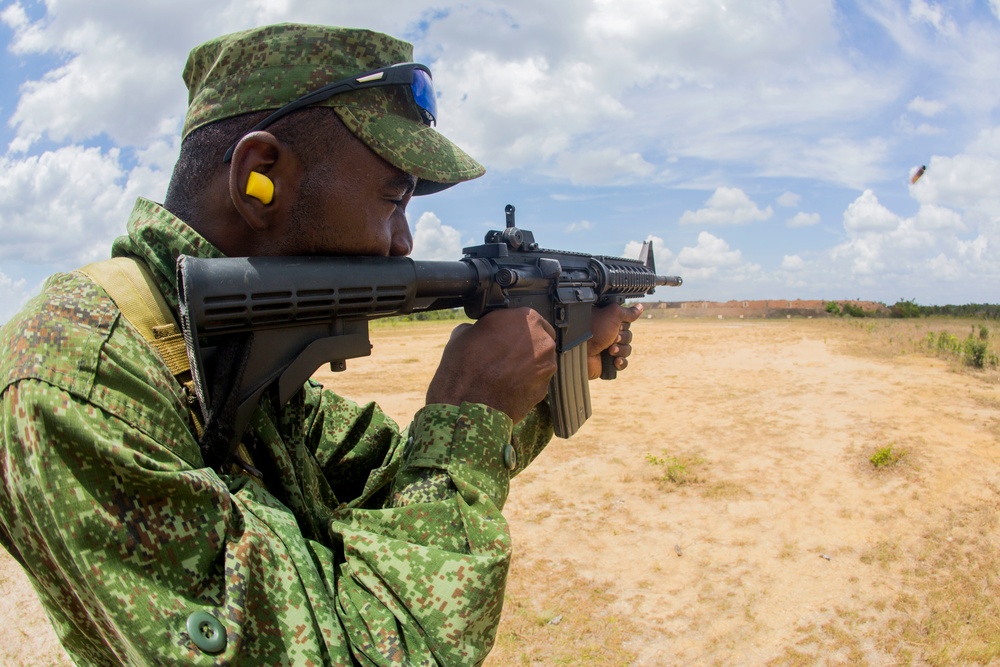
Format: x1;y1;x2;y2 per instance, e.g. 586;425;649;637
385;172;417;195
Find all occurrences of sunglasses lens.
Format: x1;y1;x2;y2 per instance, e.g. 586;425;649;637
410;68;437;126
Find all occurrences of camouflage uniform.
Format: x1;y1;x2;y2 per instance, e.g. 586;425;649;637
0;24;553;667
0;197;553;665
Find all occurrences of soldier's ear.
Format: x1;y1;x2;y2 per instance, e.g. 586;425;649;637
228;131;299;232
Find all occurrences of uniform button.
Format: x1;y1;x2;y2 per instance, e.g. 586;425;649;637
502;443;517;471
186;611;227;654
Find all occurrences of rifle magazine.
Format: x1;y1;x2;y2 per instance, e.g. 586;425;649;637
548;344;593;438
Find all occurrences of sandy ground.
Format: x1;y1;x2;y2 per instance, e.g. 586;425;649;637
2;318;999;665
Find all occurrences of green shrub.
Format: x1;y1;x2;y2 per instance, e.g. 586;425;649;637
936;331;960;354
842;302;866;318
924;328;998;370
891;299;922;318
400;309;467;322
870;444;905;468
645;452;703;486
963;337;989;368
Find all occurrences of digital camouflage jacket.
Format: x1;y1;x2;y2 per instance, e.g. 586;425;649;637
0;198;552;666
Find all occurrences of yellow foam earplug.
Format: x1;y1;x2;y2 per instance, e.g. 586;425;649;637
245;171;274;205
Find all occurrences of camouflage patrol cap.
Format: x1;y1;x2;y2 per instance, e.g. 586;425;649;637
181;23;485;195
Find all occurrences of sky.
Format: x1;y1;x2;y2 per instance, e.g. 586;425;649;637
2;0;999;323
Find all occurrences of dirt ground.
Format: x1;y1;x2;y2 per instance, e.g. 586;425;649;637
2;317;999;666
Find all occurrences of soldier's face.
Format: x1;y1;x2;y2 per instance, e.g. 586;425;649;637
282;129;415;258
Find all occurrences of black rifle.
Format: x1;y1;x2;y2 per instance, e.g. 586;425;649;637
177;205;681;468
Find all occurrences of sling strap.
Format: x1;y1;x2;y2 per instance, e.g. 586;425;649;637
78;257;262;480
79;257;190;377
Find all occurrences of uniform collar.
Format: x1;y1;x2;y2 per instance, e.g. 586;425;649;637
111;198;226;313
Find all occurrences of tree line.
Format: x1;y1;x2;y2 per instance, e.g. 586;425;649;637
887;300;1000;320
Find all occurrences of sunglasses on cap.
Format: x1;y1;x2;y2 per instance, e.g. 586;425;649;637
222;62;437;163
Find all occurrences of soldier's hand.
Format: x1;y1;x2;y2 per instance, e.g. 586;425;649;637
588;303;644;379
426;308;557;424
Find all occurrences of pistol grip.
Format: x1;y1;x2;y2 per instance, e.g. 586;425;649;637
600;349;618;380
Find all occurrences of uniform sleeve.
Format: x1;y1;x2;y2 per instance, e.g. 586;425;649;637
319;403;513;665
286;385;554;665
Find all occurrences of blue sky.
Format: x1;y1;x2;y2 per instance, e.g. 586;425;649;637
2;0;999;322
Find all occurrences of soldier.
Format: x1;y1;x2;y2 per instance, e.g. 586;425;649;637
0;24;640;665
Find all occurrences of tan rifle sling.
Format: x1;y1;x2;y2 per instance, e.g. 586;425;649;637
78;257;261;480
79;257;190;377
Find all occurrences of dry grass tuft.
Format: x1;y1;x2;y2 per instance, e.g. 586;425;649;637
882;491;1000;664
487;558;641;666
644;450;706;489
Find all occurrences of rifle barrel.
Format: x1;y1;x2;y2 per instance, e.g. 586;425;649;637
658;275;683;287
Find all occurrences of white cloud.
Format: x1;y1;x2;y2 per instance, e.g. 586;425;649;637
912;204;965;231
842;189;900;233
423;0;904;189
0;269;35;323
909;128;1000;219
622;235;673;266
860;0;1000;120
679;187;773;226
9;35;179;149
967;126;1000;155
788;212;821;228
656;231;766;297
410;211;464;260
765;136;891;189
777;192;801;208
435;51;629;172
677;232;742;270
1;1;435;151
3;4;201;150
908;0;957;37
956;235;989;262
0;3;28;30
830;234;887;275
0;146;168;264
781;255;805;270
912;123;944;136
907;96;946;116
809;183;997;298
553;149;656;186
582;0;841;80
565;219;594;234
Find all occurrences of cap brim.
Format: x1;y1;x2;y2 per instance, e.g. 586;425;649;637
412;179;462;196
333;106;485;196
